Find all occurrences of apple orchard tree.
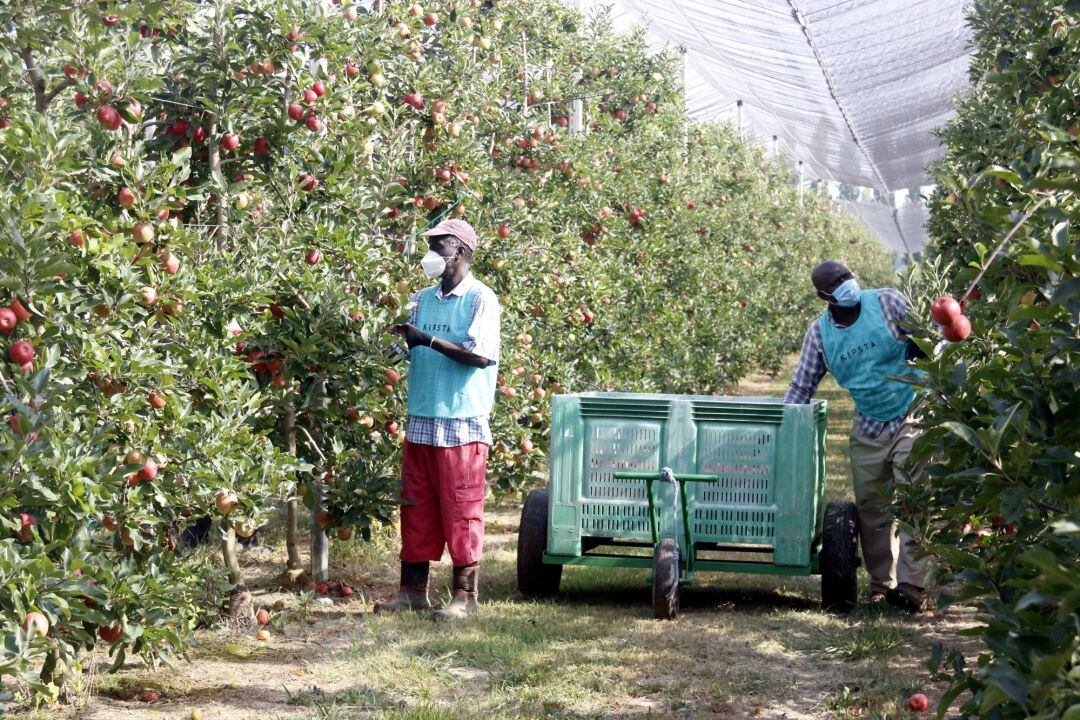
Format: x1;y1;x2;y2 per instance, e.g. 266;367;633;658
0;0;894;700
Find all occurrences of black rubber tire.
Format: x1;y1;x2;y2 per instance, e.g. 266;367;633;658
652;538;680;620
517;488;563;597
821;499;859;613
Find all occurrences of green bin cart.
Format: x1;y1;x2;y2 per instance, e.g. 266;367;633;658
516;392;859;619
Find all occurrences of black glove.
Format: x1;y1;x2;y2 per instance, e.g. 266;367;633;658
397;323;433;350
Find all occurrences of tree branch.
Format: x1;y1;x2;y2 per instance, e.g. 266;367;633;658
18;46;48;114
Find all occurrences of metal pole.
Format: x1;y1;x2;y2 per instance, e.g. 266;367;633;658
736;99;743;138
680;46;688;160
310;484;329;583
521;30;529;117
771;135;778;157
798;161;804;206
546;62;553;128
571;97;583;133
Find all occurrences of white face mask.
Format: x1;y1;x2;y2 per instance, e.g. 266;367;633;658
420;250;448;279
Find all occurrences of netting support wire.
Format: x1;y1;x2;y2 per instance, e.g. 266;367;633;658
786;0;891;193
736;99;743;138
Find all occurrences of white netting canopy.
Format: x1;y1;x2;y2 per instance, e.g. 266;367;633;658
582;0;974;253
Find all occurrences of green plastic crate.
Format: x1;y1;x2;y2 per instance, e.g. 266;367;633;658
547;392;828;568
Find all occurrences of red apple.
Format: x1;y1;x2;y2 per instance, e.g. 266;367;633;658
384;368;400;383
17;512;36;541
170;119;190;135
497;225;511;238
74;92;88;109
219;133;239;151
908;694;928;712
9;299;30;323
68;231;85;247
159;251;180;274
943;315;972;342
102;515;120;532
132;222;155;244
520;439;534;453
0;308;16;335
311;81;326;97
253;136;271;155
117;185;137;208
305;113;322;132
149;393;167;409
305;248;321;265
385;420;400;434
288;103;305;121
345;62;360;78
96;105;122;130
139;286;158;305
256;608;270;625
424;12;438;25
315;510;332;527
8;341;33;365
930;296;961;326
137;459;158;481
304;88;318;104
299;173;318;192
98;624;123;643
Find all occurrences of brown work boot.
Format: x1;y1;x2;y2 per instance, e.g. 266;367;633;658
432;564;479;623
374;561;431;614
885;583;925;614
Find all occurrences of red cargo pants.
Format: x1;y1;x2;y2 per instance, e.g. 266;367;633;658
399;439;488;566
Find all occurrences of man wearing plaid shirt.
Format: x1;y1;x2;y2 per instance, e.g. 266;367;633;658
785;260;928;612
374;219;500;622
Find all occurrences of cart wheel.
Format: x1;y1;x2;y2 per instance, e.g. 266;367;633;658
517;488;563;597
652;537;680;620
821;499;859;613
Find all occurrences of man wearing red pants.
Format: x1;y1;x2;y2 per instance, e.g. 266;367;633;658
376;219;500;622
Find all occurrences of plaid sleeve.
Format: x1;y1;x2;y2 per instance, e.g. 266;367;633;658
878;288;912;341
461;285;500;363
784;319;827;404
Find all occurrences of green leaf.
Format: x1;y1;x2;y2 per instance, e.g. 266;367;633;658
941;421;986;453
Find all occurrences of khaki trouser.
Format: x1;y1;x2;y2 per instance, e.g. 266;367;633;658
849;415;929;595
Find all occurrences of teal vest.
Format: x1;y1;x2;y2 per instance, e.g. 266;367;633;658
407;284;498;419
819;289;915;423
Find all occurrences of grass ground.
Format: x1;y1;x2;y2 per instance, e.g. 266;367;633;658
4;362;977;720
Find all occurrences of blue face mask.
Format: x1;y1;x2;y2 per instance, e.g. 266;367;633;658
829;278;862;307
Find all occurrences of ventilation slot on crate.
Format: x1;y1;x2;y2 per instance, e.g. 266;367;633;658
584;423;661;500
694;426;775;505
692;508;776;543
692;401;784;425
580;398;670;420
581;503;651;535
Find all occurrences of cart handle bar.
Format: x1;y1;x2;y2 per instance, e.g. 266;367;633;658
613;471;720;484
613;469;721;576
